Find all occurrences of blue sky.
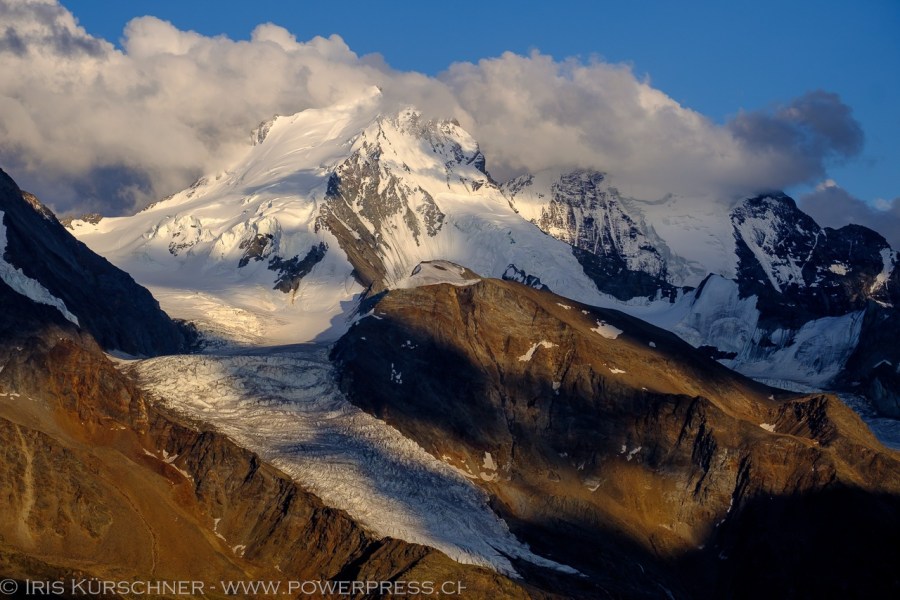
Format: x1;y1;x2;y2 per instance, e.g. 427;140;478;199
61;0;900;207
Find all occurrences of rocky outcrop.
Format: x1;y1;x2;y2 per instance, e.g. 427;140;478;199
0;169;194;356
317;110;492;291
332;278;900;598
504;170;680;301
269;242;328;294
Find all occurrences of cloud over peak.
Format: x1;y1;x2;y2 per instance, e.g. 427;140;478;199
0;0;875;227
799;180;900;248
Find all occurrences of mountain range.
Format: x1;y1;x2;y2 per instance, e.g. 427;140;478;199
2;88;899;598
67;90;900;421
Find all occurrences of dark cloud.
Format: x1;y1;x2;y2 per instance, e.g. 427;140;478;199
67;164;157;215
46;20;105;57
799;182;900;248
729;91;864;186
0;26;27;56
0;0;105;57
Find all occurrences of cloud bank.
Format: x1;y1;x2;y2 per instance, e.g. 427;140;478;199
0;0;877;237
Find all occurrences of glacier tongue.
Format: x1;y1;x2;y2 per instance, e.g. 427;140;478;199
129;346;576;576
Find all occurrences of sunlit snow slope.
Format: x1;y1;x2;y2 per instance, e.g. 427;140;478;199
72;90;602;345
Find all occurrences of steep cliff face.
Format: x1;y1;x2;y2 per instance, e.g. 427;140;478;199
0;169;193;356
837;303;900;418
0;298;544;598
332;277;900;598
731;194;898;328
504;170;682;300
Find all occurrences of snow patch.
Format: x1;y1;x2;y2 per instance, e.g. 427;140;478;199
390;363;403;385
759;423;776;432
870;248;894;293
518;340;557;362
591;320;623;339
0;211;79;326
481;452;497;471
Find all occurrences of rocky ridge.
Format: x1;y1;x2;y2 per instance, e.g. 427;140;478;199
332;275;900;598
1;169;194;357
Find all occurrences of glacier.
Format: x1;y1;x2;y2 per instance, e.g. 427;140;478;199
127;346;576;577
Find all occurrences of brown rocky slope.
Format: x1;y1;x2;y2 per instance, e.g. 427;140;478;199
332;276;900;599
0;256;549;598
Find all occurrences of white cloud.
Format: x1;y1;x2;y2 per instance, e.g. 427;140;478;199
0;0;875;222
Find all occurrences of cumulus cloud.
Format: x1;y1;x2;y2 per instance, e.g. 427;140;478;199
0;0;876;220
439;53;865;198
0;0;395;214
799;180;900;248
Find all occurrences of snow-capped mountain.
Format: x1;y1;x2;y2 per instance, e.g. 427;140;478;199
0;169;545;597
504;169;691;300
68;92;899;416
4;150;899;598
69;91;602;345
504;168;899;411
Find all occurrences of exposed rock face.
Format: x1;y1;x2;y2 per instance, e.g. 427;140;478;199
269;242;328;294
332;278;900;598
504;170;680;300
0;293;544;599
0;169;193;356
508;174;900;414
502;264;550;291
318;110;487;291
837;303;900;417
237;232;274;267
731;194;898;328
